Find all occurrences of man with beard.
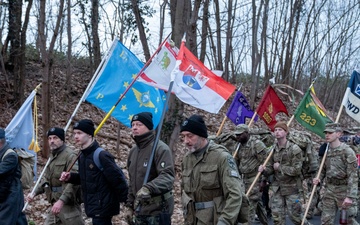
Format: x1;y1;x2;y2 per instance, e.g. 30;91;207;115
180;114;243;225
258;122;311;225
26;127;84;225
234;124;269;224
60;119;128;225
313;123;358;225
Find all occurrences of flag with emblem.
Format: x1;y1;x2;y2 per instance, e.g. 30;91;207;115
256;85;289;131
294;88;333;138
139;38;179;91
342;70;360;123
169;41;236;113
226;90;258;125
84;39;166;128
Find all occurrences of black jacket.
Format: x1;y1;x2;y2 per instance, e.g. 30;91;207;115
69;140;124;217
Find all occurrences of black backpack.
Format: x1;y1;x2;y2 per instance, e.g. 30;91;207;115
93;148;129;203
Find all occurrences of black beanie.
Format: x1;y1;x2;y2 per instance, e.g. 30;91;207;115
73;119;95;136
131;112;154;130
47;127;65;141
180;114;208;138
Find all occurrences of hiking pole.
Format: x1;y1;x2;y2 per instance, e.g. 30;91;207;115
22;157;51;212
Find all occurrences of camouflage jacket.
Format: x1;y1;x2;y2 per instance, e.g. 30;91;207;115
236;138;268;176
263;141;303;196
320;142;358;199
181;141;243;225
35;145;80;205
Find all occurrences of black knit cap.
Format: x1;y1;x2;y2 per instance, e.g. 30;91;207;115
47;127;65;141
131;112;154;130
73;119;95;136
180;114;208;138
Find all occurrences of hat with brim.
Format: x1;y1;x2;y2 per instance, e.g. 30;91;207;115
234;124;249;135
324;123;342;133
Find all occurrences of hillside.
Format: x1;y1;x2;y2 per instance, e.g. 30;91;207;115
0;59;355;224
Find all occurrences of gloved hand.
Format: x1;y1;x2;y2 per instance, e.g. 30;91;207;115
136;186;151;200
134;186;151;209
124;206;135;225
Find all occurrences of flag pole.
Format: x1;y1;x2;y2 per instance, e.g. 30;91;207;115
136;34;186;214
64;39;115;132
301;144;329;225
65;33;173;173
301;97;338;225
216;84;243;137
24;41;116;213
216;116;227;137
25;35;173;211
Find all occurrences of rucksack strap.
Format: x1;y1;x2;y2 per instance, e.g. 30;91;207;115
93;147;104;171
1;149;15;161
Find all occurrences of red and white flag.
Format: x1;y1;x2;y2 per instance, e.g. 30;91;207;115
170;41;235;113
140;39;179;91
141;39;235;113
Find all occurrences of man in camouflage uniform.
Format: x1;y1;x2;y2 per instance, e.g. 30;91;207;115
234;124;269;224
26;127;84;225
258;122;311;225
313;123;359;225
180;114;244;225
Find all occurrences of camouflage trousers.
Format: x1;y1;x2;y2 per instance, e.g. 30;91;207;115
244;177;268;225
270;190;311;225
321;185;358;225
45;204;84;225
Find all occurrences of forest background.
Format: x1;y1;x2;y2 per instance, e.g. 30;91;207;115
0;0;360;224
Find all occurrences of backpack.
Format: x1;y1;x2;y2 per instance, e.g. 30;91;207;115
1;148;35;189
288;131;319;178
93;148;129;203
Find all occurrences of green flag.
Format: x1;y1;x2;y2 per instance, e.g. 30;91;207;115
294;89;333;138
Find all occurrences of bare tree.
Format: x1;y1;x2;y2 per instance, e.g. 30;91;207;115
91;0;101;68
38;0;65;158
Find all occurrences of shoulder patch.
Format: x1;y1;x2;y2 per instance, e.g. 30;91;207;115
227;155;237;169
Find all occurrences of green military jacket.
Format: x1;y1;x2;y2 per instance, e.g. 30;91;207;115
236;138;268;176
35;145;79;205
181;141;243;225
320;142;358;199
263;140;303;196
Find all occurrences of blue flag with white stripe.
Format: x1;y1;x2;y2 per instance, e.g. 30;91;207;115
84;39;166;128
342;70;360;123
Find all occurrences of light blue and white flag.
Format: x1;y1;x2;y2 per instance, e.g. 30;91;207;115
84;39;166;128
5;90;37;177
342;70;360;123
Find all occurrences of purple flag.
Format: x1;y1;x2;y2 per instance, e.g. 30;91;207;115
226;91;258;125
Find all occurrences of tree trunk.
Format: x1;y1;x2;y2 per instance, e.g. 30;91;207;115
65;0;72;99
8;0;22;105
91;0;101;68
39;0;65;158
